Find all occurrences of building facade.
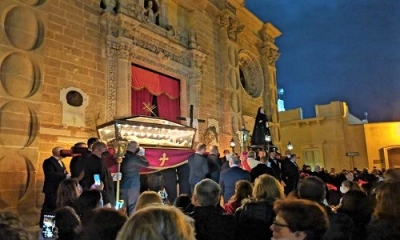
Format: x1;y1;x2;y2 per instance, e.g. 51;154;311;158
0;0;281;225
280;101;400;171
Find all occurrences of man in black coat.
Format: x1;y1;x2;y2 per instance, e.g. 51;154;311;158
189;179;236;240
188;143;209;195
219;155;251;203
268;151;282;181
207;145;221;183
70;137;99;180
120;141;149;215
41;147;69;224
281;154;300;195
80;141;116;207
250;156;277;182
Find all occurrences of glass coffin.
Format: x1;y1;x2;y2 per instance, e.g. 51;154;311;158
97;116;196;149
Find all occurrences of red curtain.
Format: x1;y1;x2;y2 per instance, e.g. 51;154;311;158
131;66;179;99
131;88;153;116
131;66;180;121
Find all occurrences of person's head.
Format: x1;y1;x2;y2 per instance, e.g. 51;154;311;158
87;137;99;149
229;155;240;167
291;154;297;163
223;149;230;156
196;143;207;154
258;150;266;158
147;0;153;8
78;208;127;240
374;181;400;220
384;168;400;182
247;151;256;159
298;176;326;203
116;205;195;240
271;199;329;240
210;145;218;154
269;151;276;159
330;168;336;173
74;142;87;148
314;165;320;172
258;107;265;114
339;190;373;222
127;141;139;153
56;178;81;208
52;146;62;158
229;180;253;203
91;141;108;158
55;206;81;240
260;156;268;164
253;174;284;202
135;191;163;211
240;151;248;161
193;179;220;206
173;194;192;211
76;190;102;219
340;180;362;194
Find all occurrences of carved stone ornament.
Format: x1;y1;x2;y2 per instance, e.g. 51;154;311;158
102;9;208;121
219;11;244;42
238;50;264;98
268;48;280;67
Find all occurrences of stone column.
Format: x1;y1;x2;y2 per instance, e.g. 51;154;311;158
218;9;245;151
115;41;132;118
260;23;282;149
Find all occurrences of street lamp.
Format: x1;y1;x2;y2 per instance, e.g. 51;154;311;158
237;126;250;153
265;134;271;152
287;142;293;151
113;135;128;203
230;138;236;154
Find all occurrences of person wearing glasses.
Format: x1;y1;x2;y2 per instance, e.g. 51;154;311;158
271;199;329;240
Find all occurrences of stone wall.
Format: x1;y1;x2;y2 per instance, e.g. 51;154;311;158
0;0;281;227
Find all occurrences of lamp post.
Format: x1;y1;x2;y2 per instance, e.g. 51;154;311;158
237;126;250;153
230;138;236;154
287;142;293;151
265;134;271;153
113;135;128;203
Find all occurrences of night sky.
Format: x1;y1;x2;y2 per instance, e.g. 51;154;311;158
246;0;400;122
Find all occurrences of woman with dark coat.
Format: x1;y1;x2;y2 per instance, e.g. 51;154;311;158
235;174;284;240
251;107;271;146
367;181;400;240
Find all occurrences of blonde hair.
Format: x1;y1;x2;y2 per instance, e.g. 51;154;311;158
253;174;284;201
117;205;195;240
135;191;163;211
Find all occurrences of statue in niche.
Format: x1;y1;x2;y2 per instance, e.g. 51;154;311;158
143;0;159;25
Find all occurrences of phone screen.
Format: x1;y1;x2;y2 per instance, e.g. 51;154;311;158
94;174;100;185
115;200;124;210
42;214;56;239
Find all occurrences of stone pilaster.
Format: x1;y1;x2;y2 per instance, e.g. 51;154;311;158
219;8;245;148
260;23;282;148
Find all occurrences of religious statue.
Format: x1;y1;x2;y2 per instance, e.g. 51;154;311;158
102;0;116;13
143;0;159;24
250;107;272;146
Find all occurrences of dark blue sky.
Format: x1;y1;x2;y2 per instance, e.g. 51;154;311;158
246;0;400;122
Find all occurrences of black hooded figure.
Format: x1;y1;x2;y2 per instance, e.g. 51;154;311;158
251;107;271;146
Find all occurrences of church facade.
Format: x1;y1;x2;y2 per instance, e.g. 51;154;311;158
0;0;281;225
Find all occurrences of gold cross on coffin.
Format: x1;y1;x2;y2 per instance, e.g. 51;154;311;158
143;102;157;117
159;153;169;166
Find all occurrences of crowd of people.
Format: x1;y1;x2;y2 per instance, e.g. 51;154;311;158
2;136;400;240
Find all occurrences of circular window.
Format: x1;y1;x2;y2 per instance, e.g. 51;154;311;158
66;90;83;107
238;50;264;98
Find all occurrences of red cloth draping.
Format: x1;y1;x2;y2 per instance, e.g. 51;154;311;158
107;148;194;174
131;66;180;99
131;88;153;115
157;93;180;122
